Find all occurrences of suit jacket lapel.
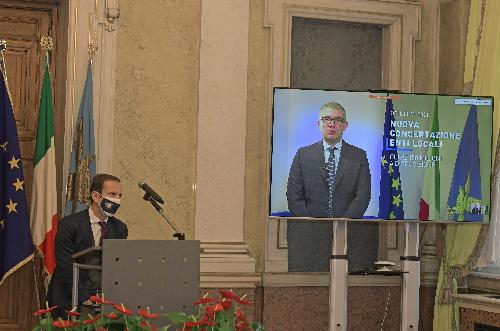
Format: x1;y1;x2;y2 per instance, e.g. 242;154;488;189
79;210;95;247
313;141;327;183
106;218;117;239
333;141;349;192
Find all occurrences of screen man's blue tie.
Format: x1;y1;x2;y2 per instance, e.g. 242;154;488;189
326;146;337;218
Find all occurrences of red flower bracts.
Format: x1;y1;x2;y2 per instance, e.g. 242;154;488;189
65;310;81;317
138;308;160;319
83;314;101;325
113;303;133;315
194;296;217;305
107;311;119;320
219;289;252;305
52;319;79;328
219;289;240;301
33;306;58;316
235;308;248;322
90;294;114;304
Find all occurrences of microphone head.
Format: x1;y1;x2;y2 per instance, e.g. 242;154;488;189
137;180;165;204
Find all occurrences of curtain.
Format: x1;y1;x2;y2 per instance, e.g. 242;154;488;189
433;0;500;329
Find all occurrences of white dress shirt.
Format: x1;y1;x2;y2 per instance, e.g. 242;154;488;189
89;207;108;246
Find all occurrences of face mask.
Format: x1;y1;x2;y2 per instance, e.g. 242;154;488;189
95;192;121;216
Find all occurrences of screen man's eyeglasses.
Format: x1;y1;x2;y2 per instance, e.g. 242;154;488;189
321;116;346;125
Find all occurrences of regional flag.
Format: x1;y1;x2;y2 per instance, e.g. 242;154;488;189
64;62;96;216
447;105;483;222
419;97;441;220
378;98;405;220
30;54;58;275
0;65;34;285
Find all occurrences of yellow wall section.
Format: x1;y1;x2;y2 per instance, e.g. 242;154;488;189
113;0;200;239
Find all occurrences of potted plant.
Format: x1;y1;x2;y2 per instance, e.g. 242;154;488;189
33;290;265;331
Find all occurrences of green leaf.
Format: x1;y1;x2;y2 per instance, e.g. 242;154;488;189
218;326;235;331
164;312;190;325
250;321;266;331
129;315;142;324
158;325;172;331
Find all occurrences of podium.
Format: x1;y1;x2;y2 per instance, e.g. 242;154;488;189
71;240;200;319
71;246;103;309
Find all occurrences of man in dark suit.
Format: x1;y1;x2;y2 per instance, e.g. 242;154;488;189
48;174;128;317
286;101;371;271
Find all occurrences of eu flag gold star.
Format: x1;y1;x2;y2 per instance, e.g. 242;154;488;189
8;155;20;169
13;178;24;191
389;211;396;220
6;199;18;214
388;163;394;175
0;219;4;229
0;141;7;152
391;178;401;190
392;194;402;207
381;155;388;167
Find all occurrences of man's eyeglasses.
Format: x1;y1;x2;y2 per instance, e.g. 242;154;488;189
321;116;346;125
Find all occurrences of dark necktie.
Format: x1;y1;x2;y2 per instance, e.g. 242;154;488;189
326;146;337;217
98;221;107;246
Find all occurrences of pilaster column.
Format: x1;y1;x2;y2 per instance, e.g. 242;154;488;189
195;0;257;286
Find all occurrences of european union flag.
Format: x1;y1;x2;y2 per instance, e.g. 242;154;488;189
0;70;34;285
447;105;483;222
378;98;404;220
65;63;96;215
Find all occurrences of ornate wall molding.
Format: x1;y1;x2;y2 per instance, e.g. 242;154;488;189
264;0;425;273
264;0;421;91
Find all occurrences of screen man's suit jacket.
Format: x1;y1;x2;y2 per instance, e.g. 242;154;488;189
48;209;128;315
286;140;371;218
286;140;371;271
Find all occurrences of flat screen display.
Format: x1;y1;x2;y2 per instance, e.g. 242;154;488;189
270;88;493;222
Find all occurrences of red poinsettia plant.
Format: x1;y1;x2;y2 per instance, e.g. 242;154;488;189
32;290;265;331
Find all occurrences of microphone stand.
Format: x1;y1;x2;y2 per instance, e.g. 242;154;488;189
142;193;185;240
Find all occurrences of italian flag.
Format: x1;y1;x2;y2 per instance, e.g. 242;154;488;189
30;55;58;275
419;97;440;220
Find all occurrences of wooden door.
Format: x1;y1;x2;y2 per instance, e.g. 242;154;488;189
0;1;58;330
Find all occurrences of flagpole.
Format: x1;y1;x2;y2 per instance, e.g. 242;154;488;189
31;35;56;312
0;39;6;74
64;33;98;216
0;40;14;104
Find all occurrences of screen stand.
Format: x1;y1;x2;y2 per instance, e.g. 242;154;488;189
329;220;348;330
328;220;420;331
401;222;420;330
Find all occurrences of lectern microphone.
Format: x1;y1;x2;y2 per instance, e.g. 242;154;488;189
138;181;164;204
138;180;185;240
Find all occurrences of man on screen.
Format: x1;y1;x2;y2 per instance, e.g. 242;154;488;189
286;102;371;271
287;101;371;217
